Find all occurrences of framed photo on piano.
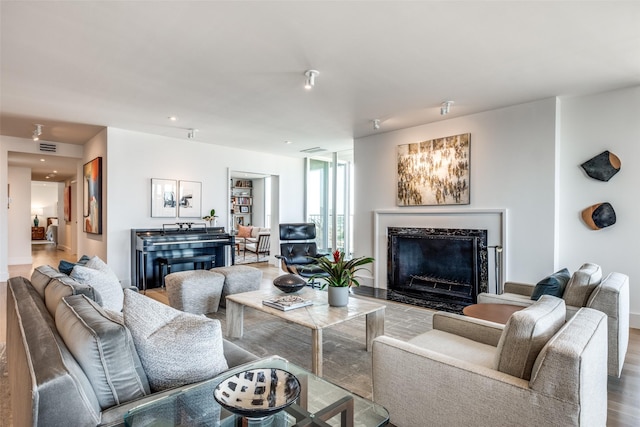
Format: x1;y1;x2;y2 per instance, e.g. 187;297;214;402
151;178;178;217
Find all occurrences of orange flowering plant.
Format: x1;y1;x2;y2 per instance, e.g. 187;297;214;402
314;250;374;288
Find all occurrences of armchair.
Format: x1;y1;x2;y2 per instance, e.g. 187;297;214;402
244;232;270;262
275;223;328;286
372;296;608;427
477;262;629;377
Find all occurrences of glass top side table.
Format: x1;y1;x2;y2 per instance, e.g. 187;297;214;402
124;356;389;427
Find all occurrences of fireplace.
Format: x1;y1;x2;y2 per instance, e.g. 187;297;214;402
387;227;488;312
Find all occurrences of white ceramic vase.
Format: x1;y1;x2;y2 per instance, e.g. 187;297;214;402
328;286;349;307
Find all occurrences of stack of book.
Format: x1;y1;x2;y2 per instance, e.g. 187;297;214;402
262;295;313;311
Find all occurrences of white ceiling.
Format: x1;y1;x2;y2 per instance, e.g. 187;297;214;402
2;1;639;175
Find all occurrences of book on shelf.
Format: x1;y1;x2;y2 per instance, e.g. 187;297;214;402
262;295;313;311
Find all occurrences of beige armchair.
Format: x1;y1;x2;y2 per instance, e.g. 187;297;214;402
477;263;629;377
372;296;608;427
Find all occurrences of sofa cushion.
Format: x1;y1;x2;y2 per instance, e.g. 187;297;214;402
530;268;571;301
31;265;66;298
122;290;229;392
44;276;102;317
408;330;497;368
494;295;566;380
71;261;124;312
237;225;253;238
562;263;602;307
55;295;150;410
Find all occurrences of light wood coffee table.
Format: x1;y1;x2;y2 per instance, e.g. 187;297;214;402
462;303;525;324
225;287;385;377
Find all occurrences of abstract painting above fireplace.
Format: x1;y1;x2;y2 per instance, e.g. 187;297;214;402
387;227;488;312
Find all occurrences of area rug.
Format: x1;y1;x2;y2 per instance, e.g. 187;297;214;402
233;252;269;265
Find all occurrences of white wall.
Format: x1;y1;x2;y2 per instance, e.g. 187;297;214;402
354;98;558;286
105;128;305;286
559;86;640;326
7;167;32;265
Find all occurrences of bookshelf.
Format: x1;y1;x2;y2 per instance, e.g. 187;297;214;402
231;179;253;227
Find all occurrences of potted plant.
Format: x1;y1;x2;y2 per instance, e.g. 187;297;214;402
313;250;374;307
202;209;218;226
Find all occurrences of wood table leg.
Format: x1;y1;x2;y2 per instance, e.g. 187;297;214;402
226;300;244;338
311;328;323;377
366;308;385;352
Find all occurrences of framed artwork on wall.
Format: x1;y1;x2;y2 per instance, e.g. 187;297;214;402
151;178;178;217
64;186;71;221
83;157;102;234
178;180;202;218
397;133;471;206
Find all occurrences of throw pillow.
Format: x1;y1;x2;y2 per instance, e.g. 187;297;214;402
30;265;66;298
494;295;566;380
122;290;229;392
530;268;571;300
55;295;150;409
71;264;125;312
237;225;253;238
562;262;602;307
58;254;91;275
44;276;102;318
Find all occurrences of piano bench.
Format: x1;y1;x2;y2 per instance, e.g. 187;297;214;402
157;255;216;288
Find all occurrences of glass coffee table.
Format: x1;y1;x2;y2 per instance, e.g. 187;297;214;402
124;355;389;427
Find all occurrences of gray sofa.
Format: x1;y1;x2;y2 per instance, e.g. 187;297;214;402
7;267;260;427
477;262;629;377
373;296;609;427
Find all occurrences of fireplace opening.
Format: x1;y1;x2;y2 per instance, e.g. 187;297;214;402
387;227;488;312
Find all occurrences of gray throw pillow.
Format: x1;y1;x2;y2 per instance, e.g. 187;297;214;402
122;290;229;392
31;265;66;298
55;294;150;409
562;262;602;307
44;276;102;318
71;260;124;312
530;268;571;300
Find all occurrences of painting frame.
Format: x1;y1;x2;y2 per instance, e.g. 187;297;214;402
178;180;202;218
83;157;102;234
64;186;71;221
151;178;178;218
396;133;471;206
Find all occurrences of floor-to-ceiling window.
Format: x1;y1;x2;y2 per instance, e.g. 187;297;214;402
306;150;353;255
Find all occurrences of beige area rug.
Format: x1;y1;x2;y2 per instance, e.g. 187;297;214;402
233;251;269;265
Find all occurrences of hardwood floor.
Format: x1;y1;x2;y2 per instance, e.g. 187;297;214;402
2;247;640;425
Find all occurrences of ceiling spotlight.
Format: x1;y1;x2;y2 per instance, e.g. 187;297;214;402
304;70;319;89
373;119;381;130
440;101;454;116
32;124;43;141
187;128;198;139
168;116;178;121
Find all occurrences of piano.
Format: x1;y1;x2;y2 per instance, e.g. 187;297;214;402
131;223;235;291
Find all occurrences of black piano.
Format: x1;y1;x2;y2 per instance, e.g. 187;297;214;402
131;223;235;291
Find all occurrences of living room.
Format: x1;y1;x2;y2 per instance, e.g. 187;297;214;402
1;1;640;426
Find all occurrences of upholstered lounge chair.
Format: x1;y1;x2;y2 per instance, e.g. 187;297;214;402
477;262;629;377
372;296;608;427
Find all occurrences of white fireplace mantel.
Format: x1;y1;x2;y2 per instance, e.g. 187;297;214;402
372;208;507;293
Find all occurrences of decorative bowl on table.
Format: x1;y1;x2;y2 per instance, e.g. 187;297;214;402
213;368;301;419
273;274;306;293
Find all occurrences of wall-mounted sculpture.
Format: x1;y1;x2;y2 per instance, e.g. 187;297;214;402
580;150;621;182
581;202;616;230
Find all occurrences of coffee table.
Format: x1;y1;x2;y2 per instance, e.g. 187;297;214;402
462;303;525;324
123;355;389;426
225;288;385;377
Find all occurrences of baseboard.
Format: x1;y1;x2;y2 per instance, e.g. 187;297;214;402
630;312;640;330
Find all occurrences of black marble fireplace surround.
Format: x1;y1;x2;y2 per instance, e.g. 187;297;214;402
386;227;488;312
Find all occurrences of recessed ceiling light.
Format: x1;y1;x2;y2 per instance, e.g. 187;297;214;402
168;116;178;121
40;158;45;162
285;140;293;145
53;170;58;173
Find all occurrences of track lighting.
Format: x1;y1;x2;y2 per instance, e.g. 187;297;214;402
187;128;198;139
373;119;381;130
304;70;319;89
32;124;43;141
440;101;454;116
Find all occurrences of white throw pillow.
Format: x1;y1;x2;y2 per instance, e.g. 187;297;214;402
122;290;229;392
71;264;124;312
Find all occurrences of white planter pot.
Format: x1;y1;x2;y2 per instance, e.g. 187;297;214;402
328;286;349;307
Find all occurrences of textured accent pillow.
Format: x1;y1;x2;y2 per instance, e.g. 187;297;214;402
237;225;253;238
562;262;602;307
122;290;229;392
530;268;571;300
494;295;566;380
71;261;124;312
55;295;150;409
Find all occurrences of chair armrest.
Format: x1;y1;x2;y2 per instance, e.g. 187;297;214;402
503;281;535;296
432;311;504;346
